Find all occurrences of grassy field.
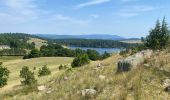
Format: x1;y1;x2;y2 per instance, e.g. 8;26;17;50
0;56;73;94
27;37;47;49
0;51;170;100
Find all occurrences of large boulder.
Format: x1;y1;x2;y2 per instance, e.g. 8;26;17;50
117;49;153;72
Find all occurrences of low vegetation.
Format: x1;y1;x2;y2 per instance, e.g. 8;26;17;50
0;63;10;87
20;66;37;86
38;65;51;77
71;54;90;68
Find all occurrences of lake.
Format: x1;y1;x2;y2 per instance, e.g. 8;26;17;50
69;46;123;54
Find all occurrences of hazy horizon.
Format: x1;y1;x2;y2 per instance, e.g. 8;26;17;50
0;0;170;38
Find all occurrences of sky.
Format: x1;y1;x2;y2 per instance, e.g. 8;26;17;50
0;0;170;38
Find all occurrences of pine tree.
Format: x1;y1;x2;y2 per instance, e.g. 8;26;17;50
144;18;170;50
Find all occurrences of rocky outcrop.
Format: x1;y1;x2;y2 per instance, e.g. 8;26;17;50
117;49;153;72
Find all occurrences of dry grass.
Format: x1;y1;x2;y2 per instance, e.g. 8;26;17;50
27;37;47;49
1;51;170;100
0;57;73;94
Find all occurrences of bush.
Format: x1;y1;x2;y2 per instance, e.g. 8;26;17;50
101;51;111;59
71;54;90;68
59;64;68;70
38;65;51;77
23;49;40;59
0;64;10;87
86;49;100;61
20;66;37;86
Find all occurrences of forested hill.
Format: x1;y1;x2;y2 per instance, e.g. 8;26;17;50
0;33;42;49
54;39;139;48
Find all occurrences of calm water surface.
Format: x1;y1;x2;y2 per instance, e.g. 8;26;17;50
69;46;123;54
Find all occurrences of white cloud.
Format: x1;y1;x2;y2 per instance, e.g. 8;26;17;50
117;12;139;17
121;0;137;3
89;14;100;18
3;0;37;16
117;5;156;17
49;14;90;25
120;5;155;12
76;0;112;9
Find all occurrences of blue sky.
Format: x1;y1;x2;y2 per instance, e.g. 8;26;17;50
0;0;169;38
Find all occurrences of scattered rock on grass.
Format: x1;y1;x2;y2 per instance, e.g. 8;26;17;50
81;89;96;97
164;86;170;93
37;85;46;91
99;75;106;80
162;78;170;88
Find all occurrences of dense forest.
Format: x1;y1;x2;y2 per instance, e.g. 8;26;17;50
0;33;36;49
54;39;139;48
0;33;38;56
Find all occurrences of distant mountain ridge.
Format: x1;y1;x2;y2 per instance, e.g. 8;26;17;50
36;34;137;40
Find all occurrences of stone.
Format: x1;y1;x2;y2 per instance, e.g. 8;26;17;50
37;85;46;91
99;75;105;80
81;89;96;97
162;79;170;88
64;76;68;80
164;86;170;93
117;49;153;72
144;64;149;67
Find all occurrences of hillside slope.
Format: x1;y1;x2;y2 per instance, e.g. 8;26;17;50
0;50;170;100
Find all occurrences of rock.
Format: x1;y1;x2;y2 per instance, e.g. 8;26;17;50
144;64;149;67
99;75;105;80
46;90;52;94
64;76;68;80
37;85;46;91
117;49;153;72
162;79;170;88
81;89;96;97
97;63;101;67
164;86;170;93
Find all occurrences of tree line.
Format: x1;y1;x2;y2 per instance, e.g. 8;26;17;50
24;43;111;61
53;39;139;48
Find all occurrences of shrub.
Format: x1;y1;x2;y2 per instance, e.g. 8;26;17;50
59;64;68;70
20;66;37;86
38;65;51;77
71;54;90;68
101;51;111;59
0;64;10;87
86;49;100;61
23;49;40;59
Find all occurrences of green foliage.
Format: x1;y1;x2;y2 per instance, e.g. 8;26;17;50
38;65;51;77
0;48;27;56
40;44;75;57
54;39;138;48
143;18;170;50
71;54;90;68
59;64;68;70
0;64;10;87
23;49;40;59
101;51;111;59
20;66;37;86
0;33;35;49
86;49;100;61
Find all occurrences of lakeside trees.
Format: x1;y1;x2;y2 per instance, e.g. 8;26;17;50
54;39;139;48
24;43;111;61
